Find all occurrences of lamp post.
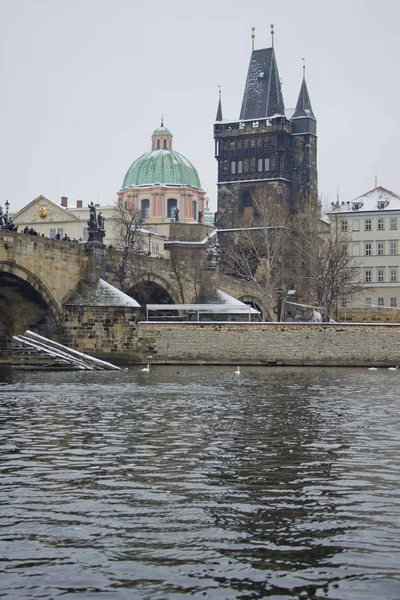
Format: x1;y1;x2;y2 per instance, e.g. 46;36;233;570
277;288;283;321
147;232;151;255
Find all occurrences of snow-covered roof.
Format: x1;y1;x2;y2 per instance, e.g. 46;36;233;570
327;186;400;214
66;278;140;307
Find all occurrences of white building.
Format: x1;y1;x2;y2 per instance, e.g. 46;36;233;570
327;185;400;320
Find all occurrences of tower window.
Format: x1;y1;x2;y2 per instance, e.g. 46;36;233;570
141;199;150;219
265;158;270;171
167;198;177;219
231;161;236;174
237;160;243;174
257;159;263;172
163;139;167;148
157;139;160;149
192;200;197;220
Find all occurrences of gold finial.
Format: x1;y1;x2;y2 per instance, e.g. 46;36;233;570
218;84;221;99
251;26;255;51
270;24;275;47
301;57;306;77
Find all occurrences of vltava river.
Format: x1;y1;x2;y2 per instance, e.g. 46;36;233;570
1;365;400;599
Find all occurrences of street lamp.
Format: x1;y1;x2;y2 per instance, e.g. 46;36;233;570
281;289;296;321
147;232;151;255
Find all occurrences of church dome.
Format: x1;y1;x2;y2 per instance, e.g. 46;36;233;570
122;122;202;190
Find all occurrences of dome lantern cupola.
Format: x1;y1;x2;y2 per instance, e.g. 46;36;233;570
152;117;173;150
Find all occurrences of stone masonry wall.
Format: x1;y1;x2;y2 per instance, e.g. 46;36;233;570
62;306;139;364
136;322;400;367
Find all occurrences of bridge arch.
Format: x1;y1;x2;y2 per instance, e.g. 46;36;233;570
126;272;179;306
0;262;63;344
237;294;273;321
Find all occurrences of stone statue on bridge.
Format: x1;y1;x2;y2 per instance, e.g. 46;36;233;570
87;202;106;243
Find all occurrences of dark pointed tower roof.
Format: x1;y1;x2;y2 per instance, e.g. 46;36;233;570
291;65;317;135
216;87;223;122
239;47;285;120
292;71;316;120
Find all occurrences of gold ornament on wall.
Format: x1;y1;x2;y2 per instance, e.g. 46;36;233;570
39;206;47;218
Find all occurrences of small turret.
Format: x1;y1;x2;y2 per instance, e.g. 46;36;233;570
291;60;316;135
216;86;223;122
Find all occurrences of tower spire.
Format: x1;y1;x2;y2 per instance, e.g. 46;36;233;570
270;23;274;48
291;59;316;134
216;85;223;122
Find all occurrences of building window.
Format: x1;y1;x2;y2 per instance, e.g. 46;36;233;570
378;201;386;209
167;198;177;219
258;158;263;172
365;243;372;256
141;199;150;219
50;228;56;238
192;200;197;220
237;160;243;174
265;158;270;171
378;269;384;282
390;217;397;230
365;270;372;282
341;220;348;232
390;269;397;282
152;243;160;255
378;297;384;307
391;297;397;307
231;161;236;174
377;243;384;255
365;219;372;231
378;218;384;230
365;297;372;307
390;241;397;255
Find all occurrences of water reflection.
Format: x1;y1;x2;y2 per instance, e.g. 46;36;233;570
0;366;400;598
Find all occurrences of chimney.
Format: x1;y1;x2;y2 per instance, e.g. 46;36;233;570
61;196;68;208
76;200;83;208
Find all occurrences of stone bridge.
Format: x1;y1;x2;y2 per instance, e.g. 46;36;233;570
0;230;273;347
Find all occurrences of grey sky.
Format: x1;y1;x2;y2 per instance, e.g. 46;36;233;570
0;0;399;214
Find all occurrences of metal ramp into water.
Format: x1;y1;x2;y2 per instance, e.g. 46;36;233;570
11;330;120;371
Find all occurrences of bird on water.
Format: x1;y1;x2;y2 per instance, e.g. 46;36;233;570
368;367;378;371
235;366;241;375
388;366;399;371
141;364;150;372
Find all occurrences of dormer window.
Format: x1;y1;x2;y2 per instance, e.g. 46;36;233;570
378;201;386;209
353;203;360;211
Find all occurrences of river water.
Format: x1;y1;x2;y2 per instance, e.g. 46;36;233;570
1;365;400;600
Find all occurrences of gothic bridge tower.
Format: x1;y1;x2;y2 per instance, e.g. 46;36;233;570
214;26;318;226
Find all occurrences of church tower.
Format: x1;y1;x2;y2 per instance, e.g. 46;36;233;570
214;27;318;226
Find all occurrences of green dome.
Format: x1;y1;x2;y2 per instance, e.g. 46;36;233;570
152;125;172;136
122;149;202;190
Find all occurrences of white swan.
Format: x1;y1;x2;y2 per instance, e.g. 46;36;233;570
368;367;378;371
141;364;150;372
388;366;399;371
235;366;241;375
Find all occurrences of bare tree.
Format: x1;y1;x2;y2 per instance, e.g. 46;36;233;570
221;188;291;314
113;202;146;292
290;204;364;320
168;244;214;304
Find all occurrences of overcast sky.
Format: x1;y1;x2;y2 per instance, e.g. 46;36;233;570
0;0;399;214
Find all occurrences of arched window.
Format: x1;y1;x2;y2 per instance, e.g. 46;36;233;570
157;139;160;149
163;139;167;148
192;200;197;220
141;199;150;219
167;198;177;219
